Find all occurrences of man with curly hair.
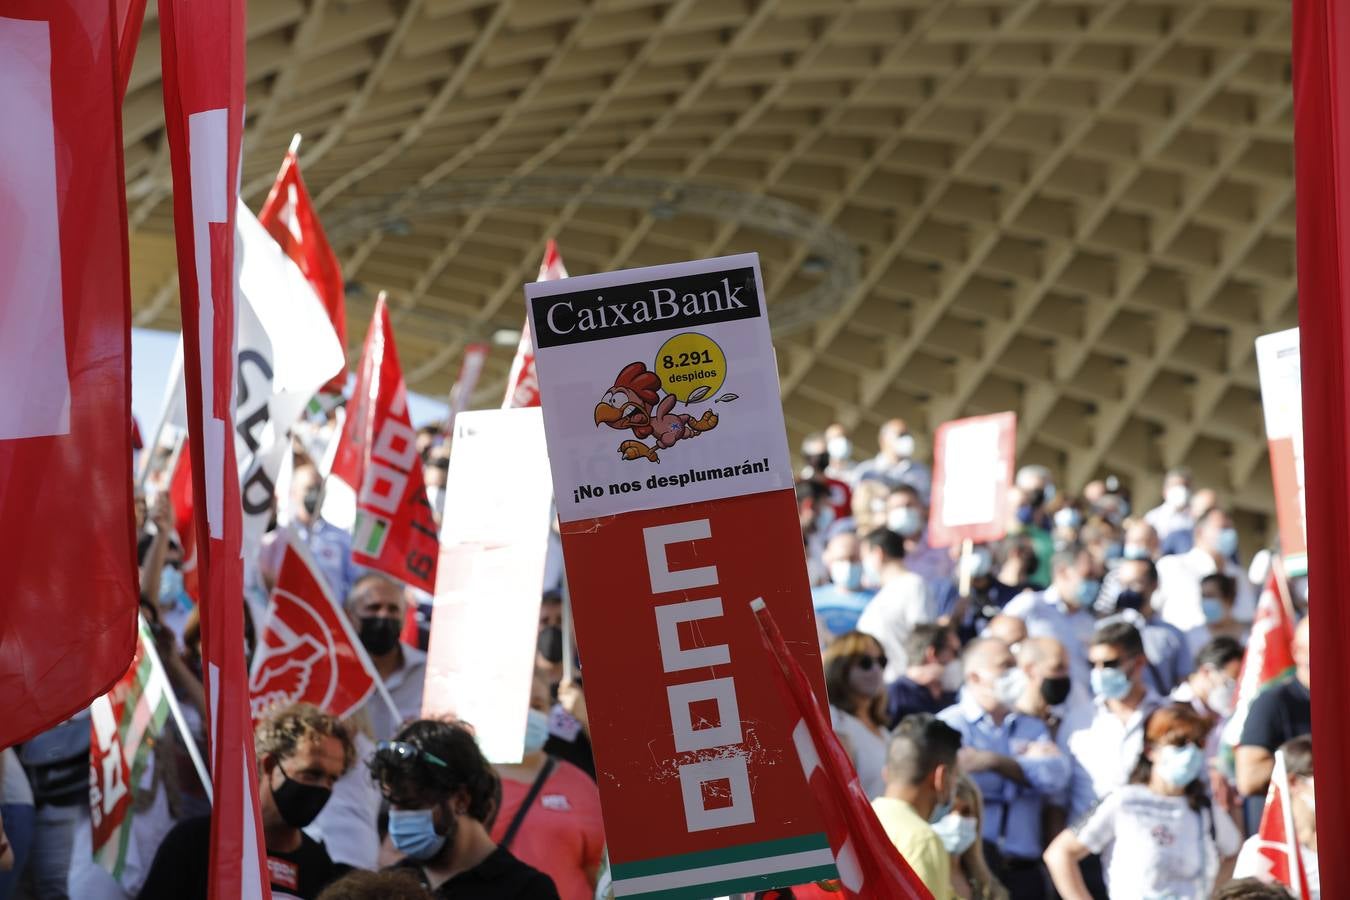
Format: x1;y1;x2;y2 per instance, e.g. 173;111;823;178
139;702;354;899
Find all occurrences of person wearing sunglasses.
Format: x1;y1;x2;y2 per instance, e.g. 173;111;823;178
1045;703;1241;899
370;720;559;899
823;631;892;800
139;702;354;899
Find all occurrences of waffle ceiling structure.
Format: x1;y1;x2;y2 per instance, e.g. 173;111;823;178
123;0;1297;530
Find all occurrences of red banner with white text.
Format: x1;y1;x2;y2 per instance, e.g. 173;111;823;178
0;0;139;747
157;0;270;894
331;294;440;592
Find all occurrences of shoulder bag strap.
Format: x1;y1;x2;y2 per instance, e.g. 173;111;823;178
500;755;558;850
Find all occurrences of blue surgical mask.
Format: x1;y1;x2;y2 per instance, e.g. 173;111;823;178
1105;542;1124;561
931;813;980;856
1215;528;1239;557
388;808;448;860
830;560;864;592
159;566;188;609
1122;543;1151;561
1202;597;1227;624
1090;666;1131;700
1154;743;1205;788
524;708;550;754
887;506;923;537
1077;578;1102;608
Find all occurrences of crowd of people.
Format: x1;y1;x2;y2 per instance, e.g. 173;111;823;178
803;419;1316;899
0;413;1317;900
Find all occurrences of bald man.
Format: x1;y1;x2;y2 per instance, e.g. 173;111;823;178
1236;616;1311;798
983;614;1027;649
1015;638;1074;738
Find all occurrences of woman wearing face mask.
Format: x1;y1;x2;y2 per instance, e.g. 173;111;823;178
823;632;892;799
935;775;1009;900
1044;704;1241;899
491;673;604;900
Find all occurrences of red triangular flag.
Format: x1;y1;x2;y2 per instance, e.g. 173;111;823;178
330;293;439;592
1222;572;1298;752
502;240;568;409
1252;750;1312;899
250;542;378;722
751;599;933;900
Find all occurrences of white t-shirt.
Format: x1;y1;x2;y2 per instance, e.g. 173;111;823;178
830;707;890;801
1075;785;1241;900
856;571;933;682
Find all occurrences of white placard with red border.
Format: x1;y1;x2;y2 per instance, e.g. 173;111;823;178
1255;328;1307;576
927;411;1017;548
525;255;836;899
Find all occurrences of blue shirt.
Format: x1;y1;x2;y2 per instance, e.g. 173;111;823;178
811;584;877;638
938;695;1071;861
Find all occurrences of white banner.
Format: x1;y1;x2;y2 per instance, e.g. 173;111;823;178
421;408;555;763
524;253;794;523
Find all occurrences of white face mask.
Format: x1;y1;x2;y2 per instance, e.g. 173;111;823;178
993;666;1028;708
1165;483;1191;510
1205;675;1237;718
827;436;852;462
888;506;923;537
1302;777;1316;813
829;560;864;592
892;433;916;459
940;659;964;693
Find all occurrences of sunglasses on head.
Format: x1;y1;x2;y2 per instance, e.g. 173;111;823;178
375;740;449;769
855;654;888;672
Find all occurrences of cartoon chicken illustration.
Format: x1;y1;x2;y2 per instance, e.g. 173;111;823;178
593;361;719;462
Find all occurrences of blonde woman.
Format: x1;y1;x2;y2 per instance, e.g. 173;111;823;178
823;631;891;799
933;774;1009;900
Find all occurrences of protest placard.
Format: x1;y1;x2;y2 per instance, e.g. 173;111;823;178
527;254;835;898
422;408;555;764
926;411;1016;549
1255;328;1307;576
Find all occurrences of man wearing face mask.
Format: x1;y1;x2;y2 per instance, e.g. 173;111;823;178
1010;466;1057;588
823;422;855;481
491;674;603;900
948;547;1020;643
1144;468;1196;546
857;528;937;681
1014;637;1075;740
1003;546;1101;701
139;703;353;899
855;418;932;504
261;461;359;600
871;713;963;898
938;638;1069;897
811;531;878;641
801;434;854;534
346;574;426;741
885;485;955;591
374;720;559;898
1101;558;1193;696
886;624;962;729
1156;507;1258;653
1058;622;1165;828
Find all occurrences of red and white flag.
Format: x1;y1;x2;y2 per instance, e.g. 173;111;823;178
751;599;934;900
1249;750;1313;898
444;343;490;437
502;240;569;409
1222;572;1299;756
257;139;347;396
168;441;201;603
157;0;270;894
0;0;139;747
330;293;440;593
250;541;378;722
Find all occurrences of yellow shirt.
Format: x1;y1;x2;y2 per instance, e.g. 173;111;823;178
870;796;953;899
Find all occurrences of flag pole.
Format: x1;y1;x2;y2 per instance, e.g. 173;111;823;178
137;614;213;804
288;132;302;155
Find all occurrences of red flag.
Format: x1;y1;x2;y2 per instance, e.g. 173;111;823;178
502;240;569;409
157;0;271;894
750;599;933;900
444;342;489;438
1221;572;1297;754
257;142;347;395
115;0;148;102
331;293;439;592
250;542;377;721
1249;750;1312;899
0;0;138;747
1292;4;1350;895
168;443;201;602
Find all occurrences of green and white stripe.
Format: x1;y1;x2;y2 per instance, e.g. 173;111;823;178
94;623;173;880
610;833;836;899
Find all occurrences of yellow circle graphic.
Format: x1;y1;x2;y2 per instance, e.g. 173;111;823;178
655;332;727;403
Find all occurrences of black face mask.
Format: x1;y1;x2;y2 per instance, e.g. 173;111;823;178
302;487;322;517
1115;589;1146;612
1040;676;1072;707
359;616;401;656
537;625;564;664
272;765;332;828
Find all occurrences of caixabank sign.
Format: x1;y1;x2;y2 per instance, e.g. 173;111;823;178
527;254;836;899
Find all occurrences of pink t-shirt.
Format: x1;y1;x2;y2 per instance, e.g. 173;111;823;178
491;759;604;900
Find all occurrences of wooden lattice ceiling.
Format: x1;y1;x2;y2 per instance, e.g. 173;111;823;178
122;0;1297;531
